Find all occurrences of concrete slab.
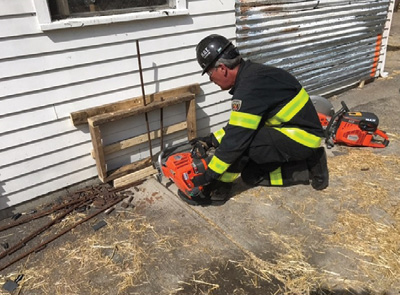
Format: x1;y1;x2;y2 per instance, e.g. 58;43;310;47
111;179;287;294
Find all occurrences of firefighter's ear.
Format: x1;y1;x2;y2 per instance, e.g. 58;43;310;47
220;64;228;77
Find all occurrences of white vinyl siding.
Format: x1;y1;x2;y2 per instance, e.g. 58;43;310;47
0;0;236;209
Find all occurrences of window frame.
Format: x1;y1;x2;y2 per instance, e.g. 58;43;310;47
33;0;189;31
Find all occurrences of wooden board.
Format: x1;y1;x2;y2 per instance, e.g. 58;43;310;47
113;166;157;189
91;121;188;158
87;92;195;127
71;84;200;126
186;99;197;140
105;157;152;183
88;124;107;182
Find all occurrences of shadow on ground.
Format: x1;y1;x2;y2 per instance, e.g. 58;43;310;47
173;259;282;295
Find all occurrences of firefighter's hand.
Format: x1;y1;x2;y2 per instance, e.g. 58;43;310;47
192;173;210;187
189;134;213;149
191;142;208;159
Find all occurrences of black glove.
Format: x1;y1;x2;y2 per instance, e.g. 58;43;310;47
188;174;210;199
192;171;213;187
192;174;207;187
187;187;202;197
189;134;213;149
191;141;208;159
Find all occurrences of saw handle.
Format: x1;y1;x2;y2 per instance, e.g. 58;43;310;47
340;101;350;112
372;129;390;148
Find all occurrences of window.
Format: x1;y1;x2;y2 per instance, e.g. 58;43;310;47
33;0;188;31
49;0;171;21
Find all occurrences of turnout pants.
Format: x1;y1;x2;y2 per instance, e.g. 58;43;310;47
222;126;322;187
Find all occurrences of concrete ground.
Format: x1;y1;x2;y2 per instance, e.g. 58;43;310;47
0;11;399;295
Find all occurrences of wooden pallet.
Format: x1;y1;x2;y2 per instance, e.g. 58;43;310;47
70;83;200;188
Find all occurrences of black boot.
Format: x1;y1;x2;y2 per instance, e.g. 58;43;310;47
178;181;232;206
205;181;233;205
307;147;329;190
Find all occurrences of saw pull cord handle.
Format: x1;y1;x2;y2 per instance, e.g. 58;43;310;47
325;101;349;148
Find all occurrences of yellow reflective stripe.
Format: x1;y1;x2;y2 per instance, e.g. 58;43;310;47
266;88;309;126
229;112;262;130
213;128;225;144
219;172;240;183
273;127;322;148
270;167;283;185
208;156;230;174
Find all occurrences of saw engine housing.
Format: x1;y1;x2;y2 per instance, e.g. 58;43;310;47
158;144;211;199
333;111;389;148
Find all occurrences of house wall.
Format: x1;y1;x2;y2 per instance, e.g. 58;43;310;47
0;0;236;210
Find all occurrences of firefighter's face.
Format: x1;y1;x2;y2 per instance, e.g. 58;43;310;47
208;64;235;90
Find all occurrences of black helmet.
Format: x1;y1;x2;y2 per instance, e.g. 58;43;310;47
196;34;239;75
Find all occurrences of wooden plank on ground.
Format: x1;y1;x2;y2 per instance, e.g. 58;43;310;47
70;83;200;125
113;166;157;189
105;157;152;183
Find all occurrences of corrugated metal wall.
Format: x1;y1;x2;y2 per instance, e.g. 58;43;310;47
235;0;391;96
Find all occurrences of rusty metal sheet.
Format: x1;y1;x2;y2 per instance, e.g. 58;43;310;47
235;0;391;96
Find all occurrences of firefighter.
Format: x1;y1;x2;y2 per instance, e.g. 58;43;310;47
186;34;329;205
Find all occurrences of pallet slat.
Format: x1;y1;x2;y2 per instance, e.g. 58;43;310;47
91;121;188;158
113;166;158;189
87;92;195;127
71;83;200;126
88;124;107;182
105;157;152;183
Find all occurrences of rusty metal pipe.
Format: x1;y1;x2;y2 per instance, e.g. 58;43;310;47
0;197;91;233
160;97;164;149
0;195;126;272
0;199;89;260
136;40;154;165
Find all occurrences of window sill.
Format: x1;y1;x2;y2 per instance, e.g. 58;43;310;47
39;8;189;31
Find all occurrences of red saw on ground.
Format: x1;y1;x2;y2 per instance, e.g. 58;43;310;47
311;97;389;148
156;142;211;199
